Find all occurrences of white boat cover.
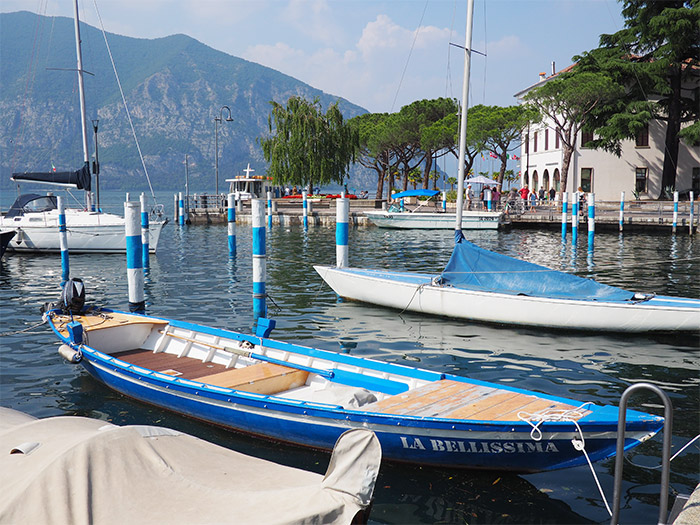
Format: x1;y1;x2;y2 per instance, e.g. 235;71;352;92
0;408;381;525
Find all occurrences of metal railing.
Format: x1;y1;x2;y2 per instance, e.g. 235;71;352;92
610;383;673;525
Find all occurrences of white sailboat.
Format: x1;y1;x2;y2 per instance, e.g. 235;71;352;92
314;1;700;334
1;0;166;254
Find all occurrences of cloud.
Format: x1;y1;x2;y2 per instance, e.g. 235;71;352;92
243;12;454;113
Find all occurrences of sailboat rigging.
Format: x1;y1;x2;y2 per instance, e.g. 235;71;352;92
1;0;166;254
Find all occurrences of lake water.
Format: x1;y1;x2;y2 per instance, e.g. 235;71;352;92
1;190;698;524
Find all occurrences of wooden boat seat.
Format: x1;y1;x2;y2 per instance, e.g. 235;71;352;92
364;379;591;421
194;363;309;395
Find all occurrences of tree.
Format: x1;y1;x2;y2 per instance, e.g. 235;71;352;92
523;71;624;197
447;176;458;191
470;105;536;187
260;96;359;191
576;0;700;192
350;112;393;199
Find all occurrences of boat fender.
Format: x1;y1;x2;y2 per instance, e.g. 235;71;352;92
58;344;82;363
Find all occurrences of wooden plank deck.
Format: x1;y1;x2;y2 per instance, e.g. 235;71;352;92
114;349;309;395
53;312;168;335
115;348;226;379
364;380;591;421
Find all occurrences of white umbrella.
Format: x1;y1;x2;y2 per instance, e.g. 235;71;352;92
464;175;501;185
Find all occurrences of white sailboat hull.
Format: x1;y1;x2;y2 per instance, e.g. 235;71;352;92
1;209;165;254
365;210;504;230
314;265;700;333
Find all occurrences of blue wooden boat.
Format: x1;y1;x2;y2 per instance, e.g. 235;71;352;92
45;305;663;473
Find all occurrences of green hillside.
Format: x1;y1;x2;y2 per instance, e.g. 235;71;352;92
0;11;367;191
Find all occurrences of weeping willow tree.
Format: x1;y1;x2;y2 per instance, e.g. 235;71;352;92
259;96;359;191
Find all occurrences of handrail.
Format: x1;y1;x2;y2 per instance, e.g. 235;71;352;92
610;382;673;525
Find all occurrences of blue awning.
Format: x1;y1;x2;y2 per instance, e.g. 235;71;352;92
391;189;440;199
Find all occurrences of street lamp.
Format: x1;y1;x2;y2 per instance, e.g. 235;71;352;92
214;105;234;195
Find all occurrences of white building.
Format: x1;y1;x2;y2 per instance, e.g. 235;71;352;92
514;67;700;201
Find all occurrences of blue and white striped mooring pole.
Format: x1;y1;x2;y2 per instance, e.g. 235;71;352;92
587;192;595;249
140;193;150;269
178;192;185;226
227;192;236;256
125;201;145;313
572;192;579;243
252;199;267;320
619;191;625;232
336;197;349;268
302;190;308;229
561;192;568;241
672;191;679;233
57;196;69;285
442;191;447;212
690;191;695;236
267;191;273;228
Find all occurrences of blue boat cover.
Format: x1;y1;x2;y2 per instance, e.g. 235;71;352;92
440;234;634;302
391;189;440;199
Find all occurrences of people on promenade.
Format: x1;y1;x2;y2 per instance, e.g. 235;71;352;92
549;187;556;202
538;187;545;204
529;189;538;210
466;184;474;210
519;185;529;209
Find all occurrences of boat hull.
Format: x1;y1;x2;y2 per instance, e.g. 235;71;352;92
2;210;166;254
314;266;700;333
365;210;504;230
46;309;663;472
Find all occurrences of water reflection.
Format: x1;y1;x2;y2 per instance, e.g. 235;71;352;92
1;216;698;525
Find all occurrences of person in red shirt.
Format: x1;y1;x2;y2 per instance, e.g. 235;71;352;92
519;185;529;201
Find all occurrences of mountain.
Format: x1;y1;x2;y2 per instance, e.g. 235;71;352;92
0;11;368;192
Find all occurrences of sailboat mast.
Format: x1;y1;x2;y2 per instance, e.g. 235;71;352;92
454;0;475;235
73;0;91;170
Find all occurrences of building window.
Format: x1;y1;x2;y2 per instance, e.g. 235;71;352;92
581;130;594;148
635;167;648;193
555;129;560;149
534;131;538;152
580;168;593;192
635;124;649;147
544;129;549;150
692;167;700;193
524;133;529;154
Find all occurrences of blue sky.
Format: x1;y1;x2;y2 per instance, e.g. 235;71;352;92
6;0;625;113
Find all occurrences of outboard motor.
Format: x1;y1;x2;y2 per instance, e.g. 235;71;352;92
60;278;85;314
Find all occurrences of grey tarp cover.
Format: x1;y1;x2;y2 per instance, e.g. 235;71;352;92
0;408;381;525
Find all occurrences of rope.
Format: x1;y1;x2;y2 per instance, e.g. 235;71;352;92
571;419;613;516
91;0;158;207
0;319;47;337
399;283;427;315
518;404;612;516
625;434;700;470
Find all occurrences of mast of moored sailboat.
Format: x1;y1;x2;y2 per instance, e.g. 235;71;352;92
454;0;475;238
72;0;92;209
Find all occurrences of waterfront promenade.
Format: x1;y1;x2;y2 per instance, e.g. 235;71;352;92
184;196;698;232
